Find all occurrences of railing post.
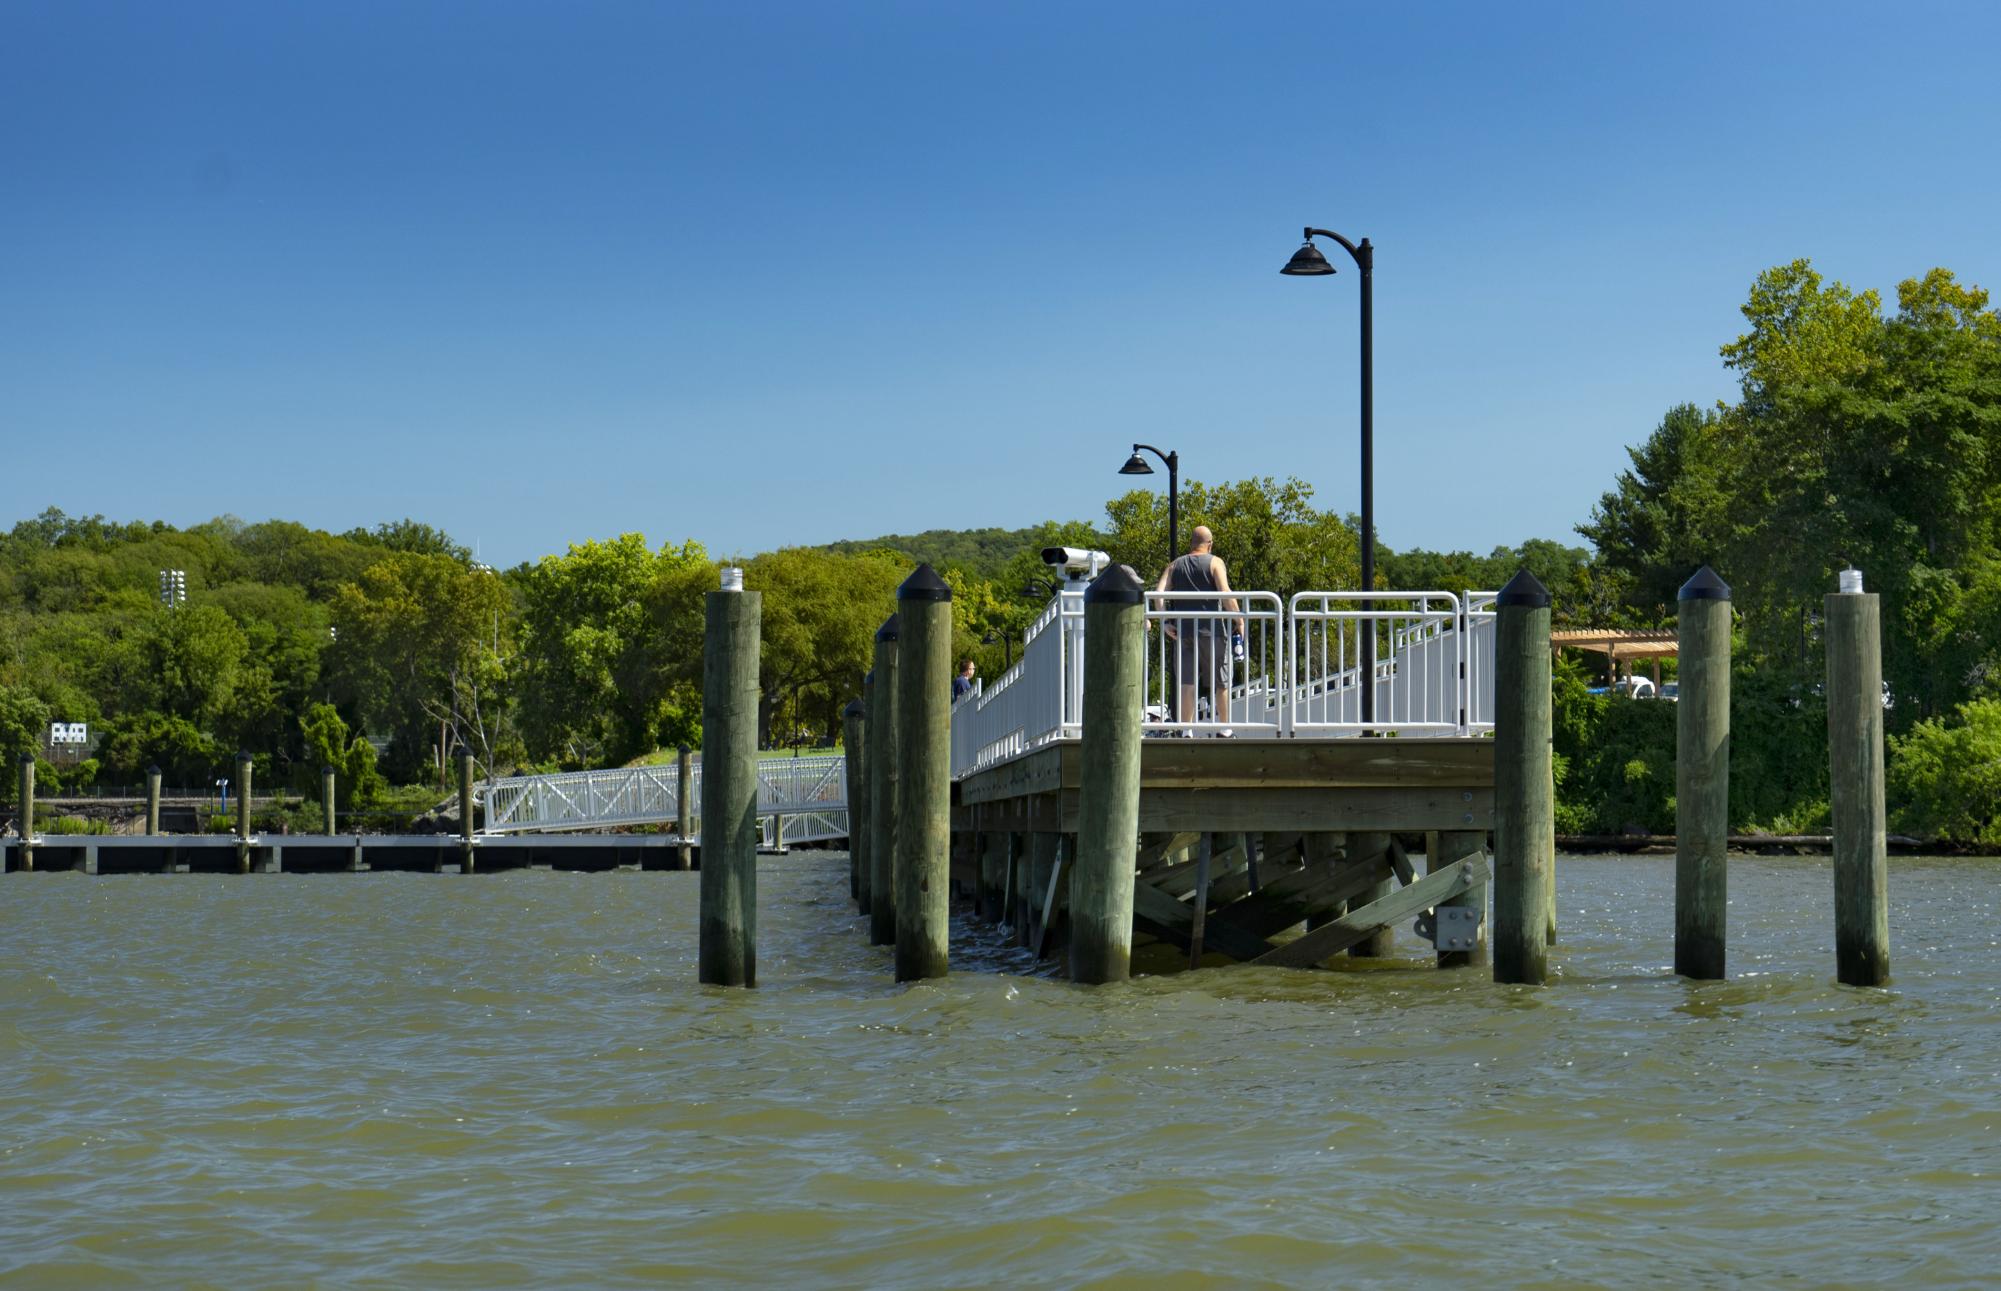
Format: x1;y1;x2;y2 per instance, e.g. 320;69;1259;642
1072;564;1145;984
1492;569;1553;986
700;569;762;987
894;566;952;981
1827;569;1890;987
675;745;693;870
1675;566;1731;979
868;615;901;947
148;764;164;836
842;698;866;906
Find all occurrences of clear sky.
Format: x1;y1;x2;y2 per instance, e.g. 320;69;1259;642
5;1;1997;568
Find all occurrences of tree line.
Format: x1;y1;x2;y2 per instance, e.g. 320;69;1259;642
3;259;1995;840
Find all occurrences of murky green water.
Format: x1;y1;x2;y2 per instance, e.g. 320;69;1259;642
3;854;1997;1287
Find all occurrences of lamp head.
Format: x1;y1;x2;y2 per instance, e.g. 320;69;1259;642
1119;450;1154;476
1280;241;1336;276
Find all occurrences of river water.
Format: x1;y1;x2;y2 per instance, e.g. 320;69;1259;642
2;854;1996;1287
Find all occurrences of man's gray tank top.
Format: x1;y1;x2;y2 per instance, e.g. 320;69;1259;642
1166;552;1221;621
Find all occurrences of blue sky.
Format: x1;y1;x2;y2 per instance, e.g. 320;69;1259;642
5;1;1997;569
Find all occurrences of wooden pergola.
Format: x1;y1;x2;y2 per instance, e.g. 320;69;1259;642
1549;628;1678;686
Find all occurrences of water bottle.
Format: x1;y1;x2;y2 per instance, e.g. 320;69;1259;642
1231;631;1246;662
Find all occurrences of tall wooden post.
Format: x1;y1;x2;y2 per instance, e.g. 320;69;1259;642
1827;571;1890;987
674;745;693;871
320;764;336;836
1348;832;1395;956
147;764;164;836
1071;564;1145;984
841;698;866;905
856;673;874;913
1492;569;1553;986
16;753;34;872
459;750;477;874
893;566;952;981
1676;565;1731;979
699;569;762;987
868;617;900;947
234;751;254;873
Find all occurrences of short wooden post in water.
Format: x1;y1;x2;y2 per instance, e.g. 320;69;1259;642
1432;830;1489;968
1071;564;1145;983
894;565;952;981
868;618;900;947
148;764;164;836
1675;565;1732;979
675;745;694;871
842;698;866;905
699;569;762;988
16;753;34;872
1492;569;1553;986
1827;571;1890;987
320;764;336;836
459;750;477;875
236;750;254;874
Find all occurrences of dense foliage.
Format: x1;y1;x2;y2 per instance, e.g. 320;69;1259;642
4;260;1996;840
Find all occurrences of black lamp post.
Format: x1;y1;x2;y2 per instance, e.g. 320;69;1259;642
1283;226;1376;723
1118;443;1179;566
981;629;1015;671
1021;577;1062;602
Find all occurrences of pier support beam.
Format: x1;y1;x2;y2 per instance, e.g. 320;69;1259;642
894;566;952;981
699;571;762;988
857;674;874;913
1346;832;1394;956
148;764;164;836
1432;830;1488;968
321;764;336;836
1493;569;1553;986
1676;566;1731;979
1071;564;1145;984
1827;572;1890;987
868;618;900;947
842;699;866;906
459;751;477;874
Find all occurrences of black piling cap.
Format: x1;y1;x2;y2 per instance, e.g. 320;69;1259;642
237;749;252;763
844;699;865;718
148;764;162;777
19;751;34;765
1084;562;1145;605
896;563;952;603
677;743;691;756
1678;565;1732;602
321;764;335;776
1496;568;1551;609
863;669;874;685
874;614;900;643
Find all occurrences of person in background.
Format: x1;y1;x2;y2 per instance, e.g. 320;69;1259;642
952;659;976;702
1155;526;1244;729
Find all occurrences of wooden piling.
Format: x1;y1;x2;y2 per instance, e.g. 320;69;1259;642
236;751;253;874
675;745;694;871
868;616;901;946
1347;831;1395;957
459;750;477;874
16;753;34;872
1071;564;1145;983
320;764;336;836
1432;830;1489;968
1492;569;1553;986
1675;566;1731;979
893;566;952;981
857;673;874;913
148;764;164;836
1827;575;1890;987
699;574;762;988
842;698;866;905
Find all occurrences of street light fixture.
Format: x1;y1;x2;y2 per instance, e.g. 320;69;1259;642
1021;577;1062;602
1283;225;1377;723
981;629;1016;671
1118;443;1180;566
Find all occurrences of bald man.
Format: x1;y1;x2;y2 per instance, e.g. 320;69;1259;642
1156;526;1245;728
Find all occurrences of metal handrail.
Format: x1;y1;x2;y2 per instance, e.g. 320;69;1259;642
1288;591;1464;736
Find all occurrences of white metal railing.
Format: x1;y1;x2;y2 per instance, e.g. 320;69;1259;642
484;754;848;837
1288;592;1464;736
1145;590;1286;737
949;587;1500;778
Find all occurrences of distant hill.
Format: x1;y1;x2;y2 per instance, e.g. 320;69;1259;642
818;525;1095;582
